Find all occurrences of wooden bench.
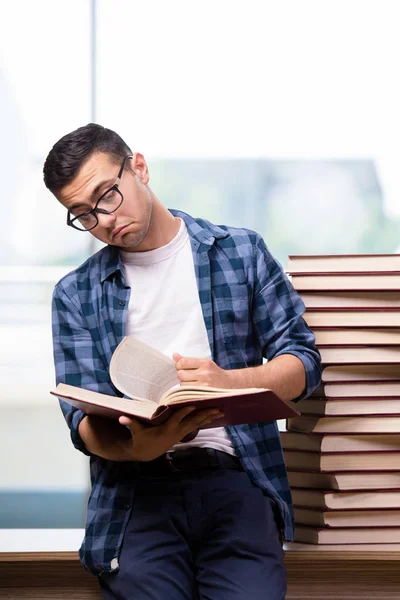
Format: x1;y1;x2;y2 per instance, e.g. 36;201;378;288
2;544;400;598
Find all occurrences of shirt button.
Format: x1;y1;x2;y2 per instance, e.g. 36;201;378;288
124;504;130;511
119;300;126;306
110;557;119;570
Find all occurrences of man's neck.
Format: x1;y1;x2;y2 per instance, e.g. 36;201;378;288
124;201;181;252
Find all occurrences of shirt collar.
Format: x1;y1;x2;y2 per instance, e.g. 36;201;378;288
170;208;229;246
99;208;229;283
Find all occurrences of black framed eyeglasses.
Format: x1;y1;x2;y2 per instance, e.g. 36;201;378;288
67;154;133;231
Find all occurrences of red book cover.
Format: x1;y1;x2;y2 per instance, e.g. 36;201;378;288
51;383;299;429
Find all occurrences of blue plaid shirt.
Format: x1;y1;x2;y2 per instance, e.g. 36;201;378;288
52;209;321;574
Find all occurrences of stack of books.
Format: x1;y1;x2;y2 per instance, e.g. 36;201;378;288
282;254;400;544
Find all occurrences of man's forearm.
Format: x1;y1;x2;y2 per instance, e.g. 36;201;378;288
78;415;134;461
229;354;306;402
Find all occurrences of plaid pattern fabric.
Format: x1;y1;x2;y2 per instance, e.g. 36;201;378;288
52;209;321;574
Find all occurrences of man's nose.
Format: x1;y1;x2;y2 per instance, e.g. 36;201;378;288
97;211;117;227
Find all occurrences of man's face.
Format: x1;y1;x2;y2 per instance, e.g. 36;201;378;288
58;151;153;251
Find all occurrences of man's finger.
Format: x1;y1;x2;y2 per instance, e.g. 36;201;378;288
177;370;199;383
168;406;197;425
180;429;199;443
180;411;223;436
118;415;145;433
175;357;203;370
181;408;222;427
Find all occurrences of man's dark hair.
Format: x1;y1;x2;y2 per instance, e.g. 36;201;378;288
43;123;132;194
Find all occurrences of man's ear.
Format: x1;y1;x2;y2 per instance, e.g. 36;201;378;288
131;152;149;184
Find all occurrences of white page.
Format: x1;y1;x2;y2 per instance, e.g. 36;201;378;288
109;337;180;404
163;385;262;404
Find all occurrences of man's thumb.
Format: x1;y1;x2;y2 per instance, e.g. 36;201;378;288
119;415;142;432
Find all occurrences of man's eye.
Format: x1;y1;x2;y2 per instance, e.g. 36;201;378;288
78;214;92;223
102;190;117;203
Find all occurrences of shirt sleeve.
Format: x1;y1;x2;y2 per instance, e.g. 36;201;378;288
52;283;116;455
251;235;322;401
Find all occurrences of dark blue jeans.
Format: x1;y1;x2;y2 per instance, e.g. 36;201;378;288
99;467;286;599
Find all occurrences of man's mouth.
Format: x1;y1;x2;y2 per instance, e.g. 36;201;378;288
112;224;129;239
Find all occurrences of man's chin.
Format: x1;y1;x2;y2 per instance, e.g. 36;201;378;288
116;230;148;251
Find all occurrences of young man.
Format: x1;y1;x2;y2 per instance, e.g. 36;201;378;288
44;123;321;600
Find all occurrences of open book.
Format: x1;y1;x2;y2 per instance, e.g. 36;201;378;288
51;337;298;428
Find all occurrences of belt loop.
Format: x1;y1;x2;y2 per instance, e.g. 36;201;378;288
205;448;219;468
165;452;181;473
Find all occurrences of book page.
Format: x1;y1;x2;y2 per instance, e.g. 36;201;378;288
110;337;180;404
162;385;263;404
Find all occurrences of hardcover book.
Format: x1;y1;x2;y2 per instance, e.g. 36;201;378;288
298;291;400;310
322;365;400;382
291;488;400;510
294;526;400;544
283;449;400;472
319;346;400;365
315;380;400;397
296;397;400;416
314;328;400;346
287;414;400;434
51;337;298;428
294;507;400;528
304;311;400;328
286;254;400;274
287;470;400;491
281;431;400;453
291;273;400;291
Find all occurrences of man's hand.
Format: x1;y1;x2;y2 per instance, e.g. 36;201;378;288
173;352;307;402
173;354;236;388
118;406;222;462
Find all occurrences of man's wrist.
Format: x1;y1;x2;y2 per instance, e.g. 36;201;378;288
228;366;263;389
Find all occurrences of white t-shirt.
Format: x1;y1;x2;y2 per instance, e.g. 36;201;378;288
120;219;235;455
